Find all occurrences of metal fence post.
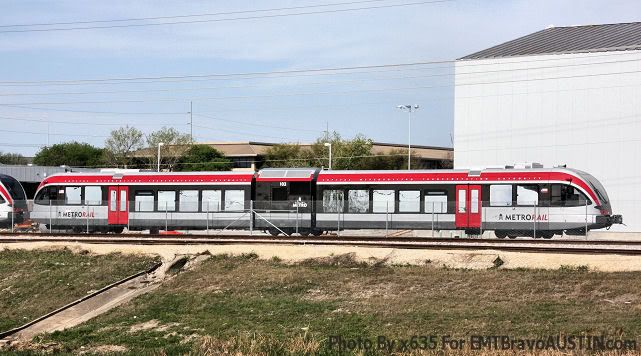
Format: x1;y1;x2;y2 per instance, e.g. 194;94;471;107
337;208;340;237
10;204;14;233
206;201;210;234
295;205;299;235
165;202;168;232
86;201;89;234
385;201;389;237
431;201;435;238
49;199;52;232
585;199;588;239
250;200;253;236
533;203;537;239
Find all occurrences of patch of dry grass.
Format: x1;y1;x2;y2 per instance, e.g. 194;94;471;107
0;248;158;331
29;253;641;354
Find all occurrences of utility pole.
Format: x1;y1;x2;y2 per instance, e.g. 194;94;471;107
189;101;193;144
397;105;420;170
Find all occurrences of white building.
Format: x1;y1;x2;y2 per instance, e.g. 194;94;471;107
454;22;641;231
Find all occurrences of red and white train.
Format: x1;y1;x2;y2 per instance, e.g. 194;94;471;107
0;174;28;227
29;166;622;238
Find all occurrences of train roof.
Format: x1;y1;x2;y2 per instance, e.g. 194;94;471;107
38;171;255;188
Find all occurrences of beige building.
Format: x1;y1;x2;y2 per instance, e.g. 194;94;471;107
138;141;453;171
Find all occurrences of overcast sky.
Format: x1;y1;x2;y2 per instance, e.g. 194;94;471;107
1;0;640;156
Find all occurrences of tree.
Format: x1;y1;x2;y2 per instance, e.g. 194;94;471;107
264;132;375;170
262;143;305;168
104;126;144;167
146;127;192;170
0;152;28;165
33;142;105;167
175;145;232;171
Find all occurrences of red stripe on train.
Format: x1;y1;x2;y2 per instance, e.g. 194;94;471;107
0;183;13;205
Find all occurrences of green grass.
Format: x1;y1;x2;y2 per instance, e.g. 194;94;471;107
0;248;159;332
15;254;641;354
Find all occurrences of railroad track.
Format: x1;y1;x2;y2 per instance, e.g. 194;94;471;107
1;233;641;255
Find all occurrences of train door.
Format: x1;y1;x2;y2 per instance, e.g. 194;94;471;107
108;186;128;225
455;185;482;230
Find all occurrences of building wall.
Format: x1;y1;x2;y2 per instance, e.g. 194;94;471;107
454;50;641;231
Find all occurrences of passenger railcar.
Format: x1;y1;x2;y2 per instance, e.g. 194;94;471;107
30;167;622;238
0;174;28;227
30;171;254;233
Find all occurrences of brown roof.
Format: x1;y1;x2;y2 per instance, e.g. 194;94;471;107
135;141;453;161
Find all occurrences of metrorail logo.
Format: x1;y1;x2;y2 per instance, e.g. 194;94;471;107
498;213;548;221
57;211;95;218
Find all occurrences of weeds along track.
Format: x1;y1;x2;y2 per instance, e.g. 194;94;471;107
2;233;641;255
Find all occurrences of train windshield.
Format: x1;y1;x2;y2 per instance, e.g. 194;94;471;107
0;176;26;201
575;171;609;205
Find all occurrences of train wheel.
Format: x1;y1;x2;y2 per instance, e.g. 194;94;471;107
508;234;518;239
312;229;323;237
268;228;280;236
112;227;125;234
299;230;310;237
495;231;507;239
541;232;554;239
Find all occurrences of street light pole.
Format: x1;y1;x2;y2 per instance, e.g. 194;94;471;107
397;104;419;170
324;142;332;170
157;142;164;172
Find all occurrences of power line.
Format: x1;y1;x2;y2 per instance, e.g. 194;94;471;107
0;0;402;28
193;124;316;141
0;50;635;87
194;113;322;134
0;115;185;127
0;0;453;34
1;67;640;106
1;105;187;115
1;56;639;97
0;127;109;138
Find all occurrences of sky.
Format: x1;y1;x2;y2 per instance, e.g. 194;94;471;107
1;0;640;156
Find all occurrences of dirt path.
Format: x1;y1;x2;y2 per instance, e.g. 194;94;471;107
0;241;639;271
1;255;210;345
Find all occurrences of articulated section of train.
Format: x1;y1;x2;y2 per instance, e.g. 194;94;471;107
0;174;28;227
25;167;622;238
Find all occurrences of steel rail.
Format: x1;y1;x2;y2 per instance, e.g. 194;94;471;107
1;235;641;255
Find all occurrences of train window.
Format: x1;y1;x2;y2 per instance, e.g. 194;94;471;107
85;186;102;206
289;182;310;196
134;191;154;212
348;190;369;213
470;189;479;213
179;190;199;212
65;186;82;205
490;185;512;207
35;186;59;205
550;184;591;207
202;190;222;212
0;176;26;201
120;190;127;211
322;190;344;213
458;189;466;213
225;190;244;211
516;185;539;206
158;191;176;212
399;191;420;213
372;190;395;213
110;190;117;211
425;192;447;213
